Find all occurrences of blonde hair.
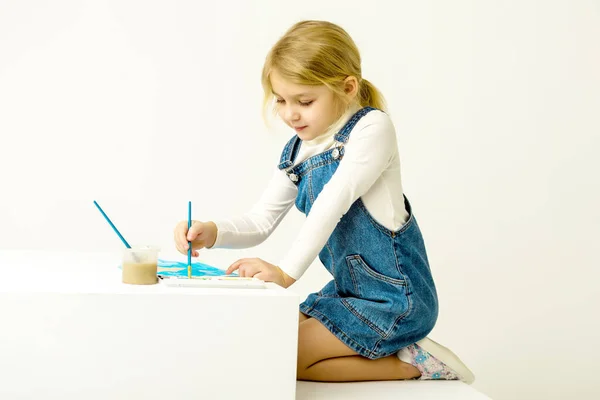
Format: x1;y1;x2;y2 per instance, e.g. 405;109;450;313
261;20;386;121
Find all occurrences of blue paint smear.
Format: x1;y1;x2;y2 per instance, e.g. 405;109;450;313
157;259;235;277
119;259;236;278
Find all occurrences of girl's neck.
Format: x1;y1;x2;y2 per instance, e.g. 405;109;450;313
303;103;362;146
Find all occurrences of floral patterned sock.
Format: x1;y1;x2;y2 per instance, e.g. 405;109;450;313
398;343;459;380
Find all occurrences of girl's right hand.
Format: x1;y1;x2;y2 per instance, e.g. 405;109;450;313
173;220;218;257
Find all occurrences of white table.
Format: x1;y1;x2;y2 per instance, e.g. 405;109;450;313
0;250;300;400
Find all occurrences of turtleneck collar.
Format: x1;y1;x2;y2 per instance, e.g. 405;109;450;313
302;103;362;147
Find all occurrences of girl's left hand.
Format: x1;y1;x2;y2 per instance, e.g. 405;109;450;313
226;258;294;288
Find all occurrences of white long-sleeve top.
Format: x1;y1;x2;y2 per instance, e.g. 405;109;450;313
211;107;409;280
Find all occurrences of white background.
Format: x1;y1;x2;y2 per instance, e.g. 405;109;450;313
1;1;599;399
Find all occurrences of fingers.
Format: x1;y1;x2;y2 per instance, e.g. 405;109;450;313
239;264;257;277
174;220;205;255
226;259;243;275
187;221;204;242
239;259;262;278
226;258;261;277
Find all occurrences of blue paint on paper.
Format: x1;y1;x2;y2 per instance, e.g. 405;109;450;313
156;259;233;277
119;259;236;277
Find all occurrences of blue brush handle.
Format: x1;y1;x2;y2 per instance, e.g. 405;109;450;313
188;201;192;265
93;200;131;248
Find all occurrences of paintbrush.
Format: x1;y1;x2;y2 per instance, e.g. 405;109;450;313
188;201;192;279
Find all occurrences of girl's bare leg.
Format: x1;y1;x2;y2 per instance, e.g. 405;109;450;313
296;316;420;382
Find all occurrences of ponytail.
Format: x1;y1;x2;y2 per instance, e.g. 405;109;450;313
359;78;386;111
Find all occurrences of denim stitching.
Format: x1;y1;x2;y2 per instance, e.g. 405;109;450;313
382;284;414;342
349;255;406;286
290;136;302;164
307;171;315;205
372;294;414;356
340;298;387;338
355;200;393;237
347;258;360;295
278;136;302;170
284;152;333;180
317;308;376;358
392;234;408;283
292;149;340;177
326;242;336;277
395;196;415;235
278;136;296;169
374;288;413;342
316;282;338;298
302;292;319;315
335;107;377;143
343;254;411;338
296;159;334;177
357;197;417;237
388;240;415;331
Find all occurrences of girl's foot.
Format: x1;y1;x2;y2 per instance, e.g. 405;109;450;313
397;337;475;384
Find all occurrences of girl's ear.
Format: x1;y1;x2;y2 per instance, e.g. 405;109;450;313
343;76;359;99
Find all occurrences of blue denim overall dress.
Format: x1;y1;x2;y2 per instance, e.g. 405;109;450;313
278;107;439;359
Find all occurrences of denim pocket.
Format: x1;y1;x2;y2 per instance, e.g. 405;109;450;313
347;255;406;291
342;255;410;337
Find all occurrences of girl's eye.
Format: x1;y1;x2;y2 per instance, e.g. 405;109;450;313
275;99;312;106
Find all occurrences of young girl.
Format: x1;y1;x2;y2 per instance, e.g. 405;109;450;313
174;20;474;384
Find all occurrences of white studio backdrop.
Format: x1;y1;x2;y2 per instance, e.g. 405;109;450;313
1;1;599;399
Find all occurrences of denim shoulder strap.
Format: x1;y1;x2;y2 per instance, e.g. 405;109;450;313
334;106;378;144
278;135;302;170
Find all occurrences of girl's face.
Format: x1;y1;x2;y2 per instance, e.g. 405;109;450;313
270;70;344;141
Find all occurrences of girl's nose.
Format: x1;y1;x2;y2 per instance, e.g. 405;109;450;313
286;107;300;122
